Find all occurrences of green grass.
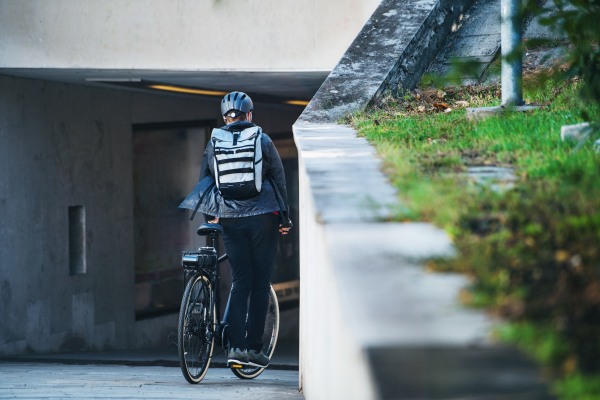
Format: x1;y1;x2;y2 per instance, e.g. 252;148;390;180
555;374;600;400
348;81;600;400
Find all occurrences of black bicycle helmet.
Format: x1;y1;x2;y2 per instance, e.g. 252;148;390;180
221;92;253;116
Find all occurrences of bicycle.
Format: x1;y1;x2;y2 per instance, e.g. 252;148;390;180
177;223;280;383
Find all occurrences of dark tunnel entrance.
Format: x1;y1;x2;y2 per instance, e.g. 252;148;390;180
131;120;300;339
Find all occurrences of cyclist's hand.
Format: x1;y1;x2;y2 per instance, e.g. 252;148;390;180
279;220;292;235
208;217;220;224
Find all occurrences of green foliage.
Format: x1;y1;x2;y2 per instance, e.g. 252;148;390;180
554;374;600;400
497;322;571;365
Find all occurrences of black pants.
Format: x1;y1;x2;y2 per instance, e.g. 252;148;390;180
220;213;279;351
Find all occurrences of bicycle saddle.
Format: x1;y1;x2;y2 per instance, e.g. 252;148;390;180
197;223;224;236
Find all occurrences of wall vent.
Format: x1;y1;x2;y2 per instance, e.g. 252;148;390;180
69;206;86;275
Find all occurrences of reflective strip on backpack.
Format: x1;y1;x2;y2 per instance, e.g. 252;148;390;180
214;147;255;156
254;135;262;193
216;157;254;164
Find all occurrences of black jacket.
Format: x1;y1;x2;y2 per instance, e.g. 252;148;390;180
179;121;291;225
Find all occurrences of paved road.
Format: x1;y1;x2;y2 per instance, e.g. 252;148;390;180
0;362;304;399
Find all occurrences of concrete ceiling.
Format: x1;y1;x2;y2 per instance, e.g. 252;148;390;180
0;68;329;104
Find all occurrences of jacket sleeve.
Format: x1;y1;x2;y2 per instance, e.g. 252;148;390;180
199;142;214;221
264;135;291;225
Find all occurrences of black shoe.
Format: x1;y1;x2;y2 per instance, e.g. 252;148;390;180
247;349;269;367
228;348;248;365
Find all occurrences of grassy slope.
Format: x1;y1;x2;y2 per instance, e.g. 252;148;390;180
349;81;600;399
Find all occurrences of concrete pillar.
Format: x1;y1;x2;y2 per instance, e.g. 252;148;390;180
501;0;524;106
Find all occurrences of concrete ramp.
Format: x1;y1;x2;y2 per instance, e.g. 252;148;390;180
299;0;476;123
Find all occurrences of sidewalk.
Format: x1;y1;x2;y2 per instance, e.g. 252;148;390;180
0;341;302;399
0;362;302;400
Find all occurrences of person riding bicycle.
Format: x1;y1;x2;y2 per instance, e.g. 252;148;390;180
195;92;292;368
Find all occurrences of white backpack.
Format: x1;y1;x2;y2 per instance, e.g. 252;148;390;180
211;126;263;200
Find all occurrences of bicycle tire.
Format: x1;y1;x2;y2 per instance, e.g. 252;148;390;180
231;284;279;379
178;274;215;384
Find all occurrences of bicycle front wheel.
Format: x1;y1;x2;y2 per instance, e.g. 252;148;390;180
178;274;215;384
231;284;280;379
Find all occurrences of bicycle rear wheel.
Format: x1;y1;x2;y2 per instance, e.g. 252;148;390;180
178;274;215;384
231;284;279;379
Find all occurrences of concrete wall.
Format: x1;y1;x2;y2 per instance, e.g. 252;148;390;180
0;74;302;355
0;74;136;354
0;0;381;71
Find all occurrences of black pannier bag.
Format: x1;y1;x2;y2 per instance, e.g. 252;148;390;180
181;247;217;269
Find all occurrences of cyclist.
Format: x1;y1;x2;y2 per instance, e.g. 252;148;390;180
195;92;292;368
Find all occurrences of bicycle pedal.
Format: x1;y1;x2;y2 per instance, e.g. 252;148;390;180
230;363;244;369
